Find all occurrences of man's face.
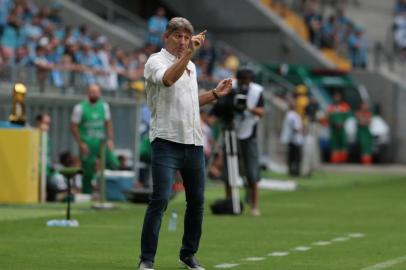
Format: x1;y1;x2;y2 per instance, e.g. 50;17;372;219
40;115;51;132
164;29;191;58
237;74;251;91
157;8;165;17
87;85;101;103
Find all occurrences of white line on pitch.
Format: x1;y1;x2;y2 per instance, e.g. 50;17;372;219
348;233;366;238
214;263;240;268
268;251;289;257
361;255;406;270
292;246;312;252
244;257;266;261
214;233;365;269
312;241;332;246
332;237;350;242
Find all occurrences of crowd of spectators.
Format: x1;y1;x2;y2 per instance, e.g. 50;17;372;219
0;1;241;92
300;0;368;68
0;0;154;91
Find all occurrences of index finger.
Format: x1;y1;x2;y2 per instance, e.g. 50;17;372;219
198;30;207;36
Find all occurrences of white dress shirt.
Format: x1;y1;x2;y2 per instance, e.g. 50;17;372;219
280;110;304;145
144;48;203;145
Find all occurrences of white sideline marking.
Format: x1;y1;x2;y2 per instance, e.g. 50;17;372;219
293;246;312;252
244;257;266;261
312;241;331;246
361;256;406;270
268;251;289;257
349;233;365;238
258;179;297;191
214;263;240;268
214;233;365;269
332;237;350;242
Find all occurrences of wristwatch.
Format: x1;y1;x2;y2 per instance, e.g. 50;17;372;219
212;88;219;100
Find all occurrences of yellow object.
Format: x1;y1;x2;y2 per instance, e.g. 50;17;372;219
224;55;240;72
261;0;352;71
9;83;28;124
14;83;27;94
130;80;145;92
261;0;309;40
295;84;308;95
295;95;310;118
0;128;40;203
321;49;352;71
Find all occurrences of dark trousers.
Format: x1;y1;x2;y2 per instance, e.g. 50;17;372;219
288;143;302;176
238;137;260;184
140;138;206;262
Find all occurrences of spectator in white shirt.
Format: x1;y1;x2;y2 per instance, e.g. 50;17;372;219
280;101;304;176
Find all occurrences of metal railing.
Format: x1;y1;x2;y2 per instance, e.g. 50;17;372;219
0;66;140;99
0;66;142;165
71;0;147;37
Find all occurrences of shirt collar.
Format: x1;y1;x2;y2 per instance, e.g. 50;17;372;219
161;48;194;70
161;48;177;62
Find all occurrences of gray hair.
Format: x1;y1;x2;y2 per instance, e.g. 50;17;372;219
165;17;194;35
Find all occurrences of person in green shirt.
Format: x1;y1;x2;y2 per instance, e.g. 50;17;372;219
327;91;351;163
71;84;118;194
355;102;373;165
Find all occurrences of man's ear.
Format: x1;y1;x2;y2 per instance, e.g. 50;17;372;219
163;32;169;42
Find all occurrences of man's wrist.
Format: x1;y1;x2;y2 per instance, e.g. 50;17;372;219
212;88;219;100
186;48;194;56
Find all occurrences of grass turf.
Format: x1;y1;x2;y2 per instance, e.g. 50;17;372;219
0;171;405;270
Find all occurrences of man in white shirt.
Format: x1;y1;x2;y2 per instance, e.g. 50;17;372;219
139;17;232;270
280;102;304;176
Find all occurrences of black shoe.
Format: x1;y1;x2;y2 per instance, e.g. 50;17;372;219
179;255;205;270
138;260;154;270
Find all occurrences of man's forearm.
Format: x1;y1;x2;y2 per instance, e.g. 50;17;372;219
162;50;193;87
106;120;114;140
199;89;218;106
249;107;265;117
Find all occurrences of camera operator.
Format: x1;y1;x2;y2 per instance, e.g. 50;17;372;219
212;67;265;216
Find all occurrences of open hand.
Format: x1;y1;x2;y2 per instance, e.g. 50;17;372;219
79;142;89;157
215;78;233;97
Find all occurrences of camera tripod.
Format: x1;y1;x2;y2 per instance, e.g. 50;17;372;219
222;128;243;214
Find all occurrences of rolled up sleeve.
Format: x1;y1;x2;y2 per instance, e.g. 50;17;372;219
144;57;167;86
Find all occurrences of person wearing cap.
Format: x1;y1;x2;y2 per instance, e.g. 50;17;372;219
138;17;232;270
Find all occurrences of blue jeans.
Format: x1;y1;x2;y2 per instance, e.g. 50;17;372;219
140;138;205;262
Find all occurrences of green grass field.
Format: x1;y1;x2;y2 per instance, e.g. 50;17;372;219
1;171;405;270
